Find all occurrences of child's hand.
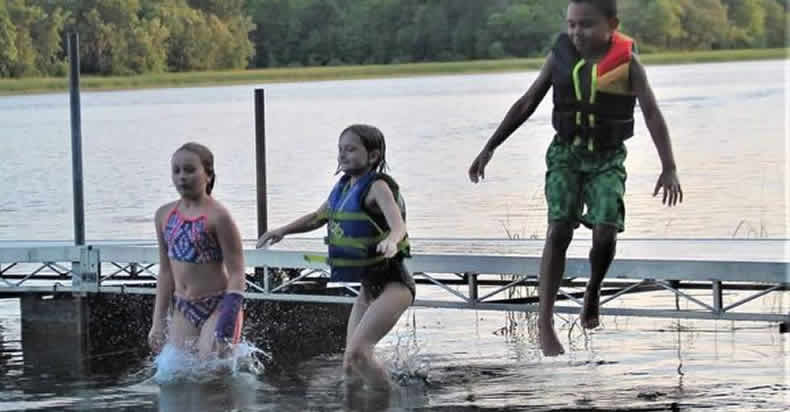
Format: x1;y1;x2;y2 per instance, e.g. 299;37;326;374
148;326;165;354
468;149;494;183
256;229;284;248
653;169;683;206
376;237;399;258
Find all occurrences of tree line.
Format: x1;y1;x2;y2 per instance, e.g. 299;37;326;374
0;0;786;78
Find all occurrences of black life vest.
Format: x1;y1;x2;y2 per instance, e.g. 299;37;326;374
551;31;637;151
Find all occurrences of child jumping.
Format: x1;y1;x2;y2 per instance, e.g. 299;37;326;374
257;124;415;391
468;0;682;356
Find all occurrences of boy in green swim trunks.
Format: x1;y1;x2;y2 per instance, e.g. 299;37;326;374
468;0;682;357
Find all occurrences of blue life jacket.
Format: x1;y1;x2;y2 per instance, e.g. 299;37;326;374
316;171;409;282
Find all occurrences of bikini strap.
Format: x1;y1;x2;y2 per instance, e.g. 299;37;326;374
170;200;181;215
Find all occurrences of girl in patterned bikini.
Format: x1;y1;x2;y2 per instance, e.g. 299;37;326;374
148;142;246;359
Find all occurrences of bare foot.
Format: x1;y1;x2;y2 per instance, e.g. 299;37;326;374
538;323;565;357
580;287;600;330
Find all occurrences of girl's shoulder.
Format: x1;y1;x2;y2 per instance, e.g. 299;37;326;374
204;198;236;226
155;201;178;221
364;174;404;205
366;173;400;198
373;173;399;190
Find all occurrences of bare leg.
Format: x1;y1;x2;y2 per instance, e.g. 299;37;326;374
169;309;200;353
197;309;243;360
343;289;371;388
346;282;412;391
538;221;574;357
581;224;617;329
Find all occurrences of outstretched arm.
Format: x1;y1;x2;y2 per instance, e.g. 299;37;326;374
631;56;682;206
256;202;329;248
469;52;554;183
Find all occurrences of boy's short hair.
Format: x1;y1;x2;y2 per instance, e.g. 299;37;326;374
570;0;617;19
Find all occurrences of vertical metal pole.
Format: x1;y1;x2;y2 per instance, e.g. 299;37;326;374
255;89;267;237
254;89;268;284
68;32;85;246
671;280;681;310
264;267;270;293
468;273;478;303
712;280;723;314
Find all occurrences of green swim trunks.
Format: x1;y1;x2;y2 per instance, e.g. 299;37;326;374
544;137;627;232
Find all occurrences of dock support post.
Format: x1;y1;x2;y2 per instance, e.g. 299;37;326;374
468;273;478;303
254;89;267;285
21;294;89;378
21;293;155;377
72;246;99;295
712;280;723;314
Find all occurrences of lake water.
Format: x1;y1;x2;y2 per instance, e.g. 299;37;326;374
0;59;788;411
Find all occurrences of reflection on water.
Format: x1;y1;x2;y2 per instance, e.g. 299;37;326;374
156;374;261;412
0;295;788;411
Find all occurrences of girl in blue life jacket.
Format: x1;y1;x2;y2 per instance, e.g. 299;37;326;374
256;124;415;392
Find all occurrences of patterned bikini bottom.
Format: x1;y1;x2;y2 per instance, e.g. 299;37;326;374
171;293;224;329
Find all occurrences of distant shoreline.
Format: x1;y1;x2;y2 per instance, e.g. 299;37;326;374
0;48;786;96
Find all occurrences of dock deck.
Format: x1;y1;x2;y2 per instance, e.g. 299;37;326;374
1;239;787;325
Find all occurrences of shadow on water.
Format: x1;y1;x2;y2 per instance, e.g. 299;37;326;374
0;332;753;412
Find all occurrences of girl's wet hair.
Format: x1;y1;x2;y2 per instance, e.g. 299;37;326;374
175;142;216;195
337;124;388;174
570;0;617;18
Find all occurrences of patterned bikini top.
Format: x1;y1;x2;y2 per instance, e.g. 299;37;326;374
164;203;224;264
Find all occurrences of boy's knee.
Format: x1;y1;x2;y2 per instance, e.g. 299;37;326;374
546;221;574;249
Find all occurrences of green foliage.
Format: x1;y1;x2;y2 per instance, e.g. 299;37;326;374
760;0;787;48
0;0;19;77
620;0;683;50
722;0;766;47
0;0;786;78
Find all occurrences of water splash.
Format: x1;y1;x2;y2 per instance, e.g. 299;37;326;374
152;340;269;384
383;311;431;386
